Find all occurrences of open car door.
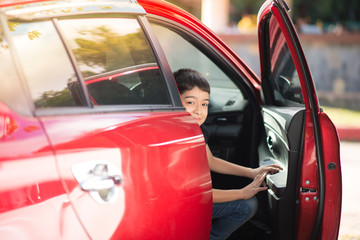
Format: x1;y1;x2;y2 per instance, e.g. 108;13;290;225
257;0;342;239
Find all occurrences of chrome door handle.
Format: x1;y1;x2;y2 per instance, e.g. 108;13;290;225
80;163;121;191
80;174;122;192
72;161;122;203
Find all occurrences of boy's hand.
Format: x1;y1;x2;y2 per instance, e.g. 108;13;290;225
242;172;268;199
250;164;283;179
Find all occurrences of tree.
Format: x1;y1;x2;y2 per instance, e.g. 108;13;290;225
73;26;154;78
292;0;360;25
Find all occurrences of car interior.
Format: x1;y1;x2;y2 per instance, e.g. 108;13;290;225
83;66;170;105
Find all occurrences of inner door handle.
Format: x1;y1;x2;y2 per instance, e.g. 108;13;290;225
267;131;277;151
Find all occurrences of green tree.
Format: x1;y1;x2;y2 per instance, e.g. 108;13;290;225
293;0;359;24
35;88;75;108
73;26;154;77
230;0;264;22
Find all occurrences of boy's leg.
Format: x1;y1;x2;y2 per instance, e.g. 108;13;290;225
210;196;258;240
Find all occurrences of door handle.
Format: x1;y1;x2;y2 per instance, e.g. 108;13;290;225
80;163;121;191
72;161;122;203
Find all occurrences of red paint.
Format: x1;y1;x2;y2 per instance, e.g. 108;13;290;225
318;112;341;239
84;66;159;85
41;111;212;240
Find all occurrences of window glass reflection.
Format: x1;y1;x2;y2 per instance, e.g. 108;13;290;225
269;18;304;106
0;23;30;114
10;20;77;108
58;18;170;105
59;18;155;77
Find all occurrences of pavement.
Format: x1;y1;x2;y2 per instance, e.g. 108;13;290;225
334;124;360;239
323;125;360;239
338;141;360;240
320;123;360;240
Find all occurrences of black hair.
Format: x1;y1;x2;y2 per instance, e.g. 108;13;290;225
173;68;210;95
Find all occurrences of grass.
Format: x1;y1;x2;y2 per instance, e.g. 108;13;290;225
321;106;360;128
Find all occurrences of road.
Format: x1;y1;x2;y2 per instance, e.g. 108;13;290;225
338;141;360;239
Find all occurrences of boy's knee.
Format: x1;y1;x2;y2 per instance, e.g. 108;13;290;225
247;196;258;218
230;197;258;221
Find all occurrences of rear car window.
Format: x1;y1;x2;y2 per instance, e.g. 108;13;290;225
9;17;171;108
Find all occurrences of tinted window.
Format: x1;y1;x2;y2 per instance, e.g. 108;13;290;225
58;18;171;105
268;17;304;106
150;22;246;113
9;20;78;108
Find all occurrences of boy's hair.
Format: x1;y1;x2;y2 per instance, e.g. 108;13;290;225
173;68;210;95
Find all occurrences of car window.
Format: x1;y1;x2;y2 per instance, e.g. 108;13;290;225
267;17;304;106
9;20;78;108
58;18;171;105
149;22;247;113
9;17;171;109
0;23;30;114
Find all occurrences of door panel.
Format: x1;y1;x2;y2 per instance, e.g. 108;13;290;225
257;2;313;237
41;112;212;240
0;103;88;239
258;106;305;239
0;17;87;238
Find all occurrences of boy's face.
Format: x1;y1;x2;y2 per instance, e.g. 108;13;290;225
180;86;209;126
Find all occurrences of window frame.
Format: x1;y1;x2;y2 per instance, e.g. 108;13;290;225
147;15;257;114
0;13;34;116
260;15;305;107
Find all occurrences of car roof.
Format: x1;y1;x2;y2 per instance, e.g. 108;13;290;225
0;0;146;20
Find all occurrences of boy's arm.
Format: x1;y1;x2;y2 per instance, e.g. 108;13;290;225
205;145;282;179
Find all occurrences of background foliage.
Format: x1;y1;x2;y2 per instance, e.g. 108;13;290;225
230;0;360;31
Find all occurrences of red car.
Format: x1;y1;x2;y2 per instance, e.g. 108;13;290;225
0;0;341;239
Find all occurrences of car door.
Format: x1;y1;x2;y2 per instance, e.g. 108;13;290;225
46;17;212;240
257;0;342;239
0;14;87;239
0;108;88;240
5;2;213;239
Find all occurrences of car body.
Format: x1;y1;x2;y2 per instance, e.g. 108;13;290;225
0;0;341;239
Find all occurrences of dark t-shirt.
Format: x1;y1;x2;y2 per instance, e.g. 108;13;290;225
200;125;210;144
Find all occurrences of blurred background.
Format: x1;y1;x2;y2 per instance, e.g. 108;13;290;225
166;0;360;239
166;0;360;135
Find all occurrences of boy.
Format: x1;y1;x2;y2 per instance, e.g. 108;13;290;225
173;68;282;240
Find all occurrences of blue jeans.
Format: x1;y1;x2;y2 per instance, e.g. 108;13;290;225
210;196;258;240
